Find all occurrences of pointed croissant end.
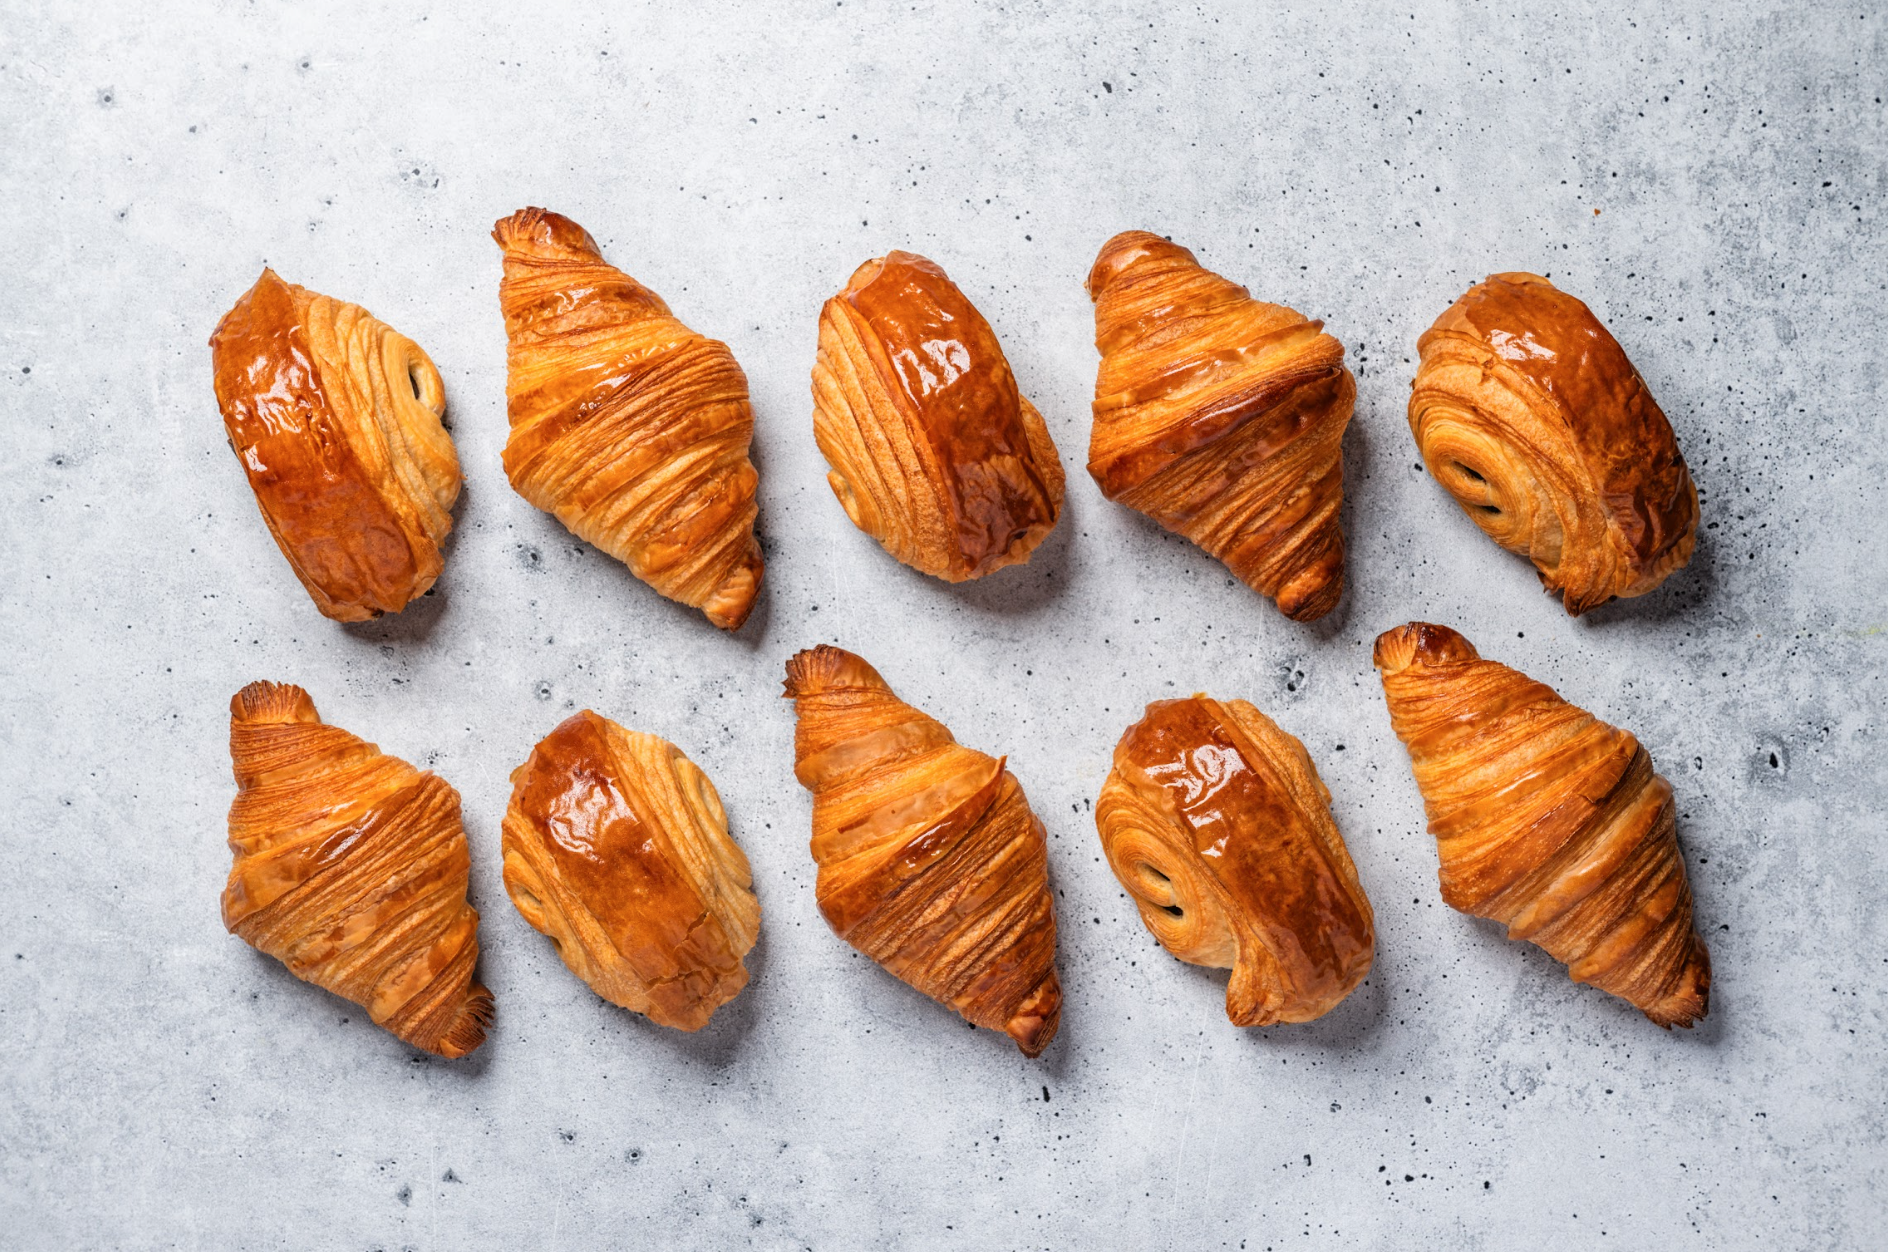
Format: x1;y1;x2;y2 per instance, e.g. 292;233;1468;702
1371;622;1482;676
491;207;601;260
1642;938;1712;1030
701;544;764;631
427;984;496;1058
783;645;888;699
230;680;320;726
1086;230;1197;300
1276;561;1345;623
1004;973;1062;1058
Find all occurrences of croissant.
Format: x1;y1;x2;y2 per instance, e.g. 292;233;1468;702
1085;231;1353;621
493;208;764;629
501;711;760;1031
1409;272;1699;614
810;251;1065;581
1373;623;1711;1027
209;269;461;621
222;682;493;1056
1096;695;1375;1025
783;646;1061;1055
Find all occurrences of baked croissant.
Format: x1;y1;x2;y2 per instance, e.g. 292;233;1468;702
222;681;493;1056
493;208;764;629
1373;623;1711;1027
1096;695;1375;1025
811;251;1065;581
501;711;760;1031
1409;272;1699;614
209;269;461;621
1085;231;1354;621
783;646;1061;1055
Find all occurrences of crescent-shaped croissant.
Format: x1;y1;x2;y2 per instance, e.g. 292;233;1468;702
1085;231;1354;621
1096;695;1374;1025
1409;272;1699;614
222;682;493;1056
1373;623;1711;1027
210;269;461;621
501;711;760;1031
493;208;764;629
810;251;1065;581
783;646;1061;1055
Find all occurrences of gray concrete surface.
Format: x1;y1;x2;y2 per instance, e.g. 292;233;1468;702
3;2;1884;1247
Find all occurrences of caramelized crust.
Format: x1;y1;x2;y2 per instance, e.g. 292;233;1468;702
1097;695;1375;1025
493;208;764;629
1409;272;1699;614
501;711;760;1031
812;252;1065;581
1085;231;1353;621
223;682;492;1057
1373;623;1711;1027
782;646;1061;1055
209;270;460;621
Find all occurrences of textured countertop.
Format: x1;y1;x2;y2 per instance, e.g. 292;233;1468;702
3;2;1883;1247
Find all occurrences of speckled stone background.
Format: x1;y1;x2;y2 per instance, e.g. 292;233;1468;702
3;2;1883;1248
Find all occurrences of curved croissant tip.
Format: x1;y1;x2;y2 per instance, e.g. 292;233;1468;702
782;645;887;699
1004;974;1062;1057
1086;230;1194;299
1371;622;1481;675
427;984;495;1058
230;680;320;725
491;207;600;258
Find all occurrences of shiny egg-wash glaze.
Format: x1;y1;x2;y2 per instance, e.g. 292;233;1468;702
1084;231;1354;621
209;270;460;621
502;711;759;1031
223;682;493;1058
1409;272;1699;614
783;646;1062;1056
1097;695;1374;1025
1374;623;1711;1027
493;208;765;630
812;251;1065;582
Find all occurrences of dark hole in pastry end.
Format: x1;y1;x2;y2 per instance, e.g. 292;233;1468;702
408;363;424;401
1159;904;1184;918
1479;504;1502;515
1453;461;1486;483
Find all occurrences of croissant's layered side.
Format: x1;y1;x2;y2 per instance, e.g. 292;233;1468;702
494;208;763;629
210;270;461;621
1373;623;1710;1027
502;711;759;1031
811;251;1065;581
223;682;492;1056
1409;272;1698;614
783;646;1061;1055
1096;695;1374;1025
1085;231;1353;621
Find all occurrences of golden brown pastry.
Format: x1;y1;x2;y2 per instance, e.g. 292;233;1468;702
209;270;461;621
222;681;492;1057
1373;623;1710;1027
811;251;1065;581
1085;231;1353;621
500;711;759;1031
493;208;763;629
1409;272;1699;614
1096;695;1375;1025
783;646;1061;1055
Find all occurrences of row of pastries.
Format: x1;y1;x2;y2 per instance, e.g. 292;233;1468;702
208;211;1711;1059
209;210;1699;627
222;625;1710;1060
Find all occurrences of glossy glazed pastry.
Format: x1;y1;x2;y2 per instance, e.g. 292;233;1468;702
783;646;1061;1055
811;251;1065;581
222;682;492;1056
1085;231;1353;621
1096;695;1374;1025
1409;272;1698;614
1373;623;1711;1027
493;208;763;629
209;270;461;621
501;711;760;1031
